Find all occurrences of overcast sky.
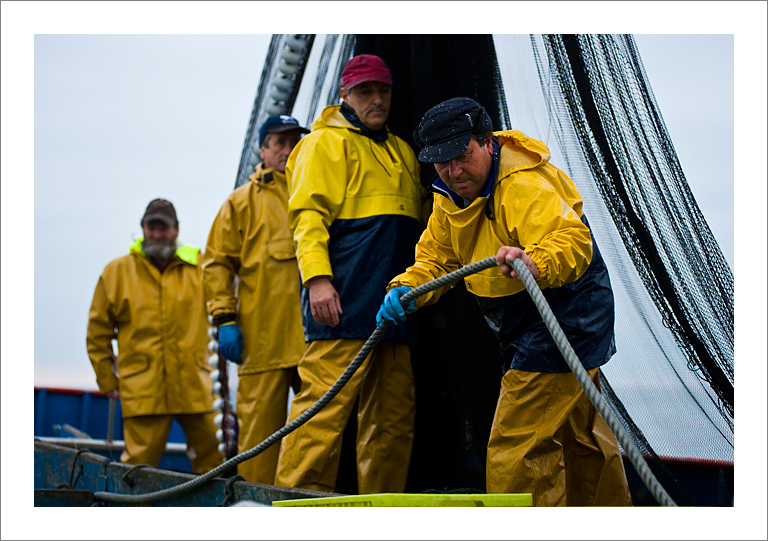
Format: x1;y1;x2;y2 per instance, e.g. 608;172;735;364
29;34;270;390
4;1;767;538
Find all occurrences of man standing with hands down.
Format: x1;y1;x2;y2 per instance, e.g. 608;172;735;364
87;198;220;474
202;115;309;484
377;97;632;506
274;54;426;494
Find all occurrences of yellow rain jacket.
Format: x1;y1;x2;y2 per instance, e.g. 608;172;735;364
391;130;592;301
286;104;426;342
202;163;304;375
86;240;214;418
389;130;616;373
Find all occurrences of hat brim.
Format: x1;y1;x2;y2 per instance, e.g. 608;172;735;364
267;125;310;136
344;75;394;90
142;214;176;227
417;132;473;164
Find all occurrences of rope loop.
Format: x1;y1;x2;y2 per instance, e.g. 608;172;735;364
120;464;153;488
65;449;89;489
221;475;246;507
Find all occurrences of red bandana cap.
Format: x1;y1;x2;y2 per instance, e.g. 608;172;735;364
341;54;393;90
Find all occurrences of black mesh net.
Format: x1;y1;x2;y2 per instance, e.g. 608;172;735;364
236;34;734;505
545;35;733;422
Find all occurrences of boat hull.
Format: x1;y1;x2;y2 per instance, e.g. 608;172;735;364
34;440;338;507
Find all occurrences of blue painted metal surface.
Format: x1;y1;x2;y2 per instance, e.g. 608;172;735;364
35;387;125;439
34;387;192;473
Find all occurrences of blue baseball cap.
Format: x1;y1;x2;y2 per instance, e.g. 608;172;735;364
259;115;309;147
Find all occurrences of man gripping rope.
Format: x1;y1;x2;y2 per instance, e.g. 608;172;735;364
377;97;632;506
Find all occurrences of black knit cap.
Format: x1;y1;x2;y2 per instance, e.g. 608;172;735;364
413;97;493;163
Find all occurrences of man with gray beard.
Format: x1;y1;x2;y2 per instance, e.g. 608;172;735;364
86;198;221;473
141;228;177;266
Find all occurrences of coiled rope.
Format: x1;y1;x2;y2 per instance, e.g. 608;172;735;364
94;255;675;506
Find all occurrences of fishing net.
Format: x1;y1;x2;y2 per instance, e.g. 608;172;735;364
235;34;734;504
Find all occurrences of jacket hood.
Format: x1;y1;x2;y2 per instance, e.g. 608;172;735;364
313;104;393;138
130;237;200;266
248;162;287;188
495;130;551;177
429;131;554;220
314;104;354;131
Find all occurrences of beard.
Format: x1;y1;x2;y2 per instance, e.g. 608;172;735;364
142;238;178;262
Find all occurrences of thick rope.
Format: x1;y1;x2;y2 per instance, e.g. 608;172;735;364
508;257;676;507
94;255;676;506
94;257;498;504
221;474;246;507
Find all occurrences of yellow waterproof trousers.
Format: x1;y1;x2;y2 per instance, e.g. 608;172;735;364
121;412;221;474
236;368;300;484
275;339;415;494
486;368;632;506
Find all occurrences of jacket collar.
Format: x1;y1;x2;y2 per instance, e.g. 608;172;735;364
339;102;389;142
249;162;285;187
130;237;199;266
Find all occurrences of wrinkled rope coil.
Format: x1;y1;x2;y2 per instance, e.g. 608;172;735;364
95;256;675;506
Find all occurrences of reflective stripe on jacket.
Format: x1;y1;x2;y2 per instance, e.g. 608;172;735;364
286;104;426;341
86;240;214;417
388;130;616;372
201;164;305;374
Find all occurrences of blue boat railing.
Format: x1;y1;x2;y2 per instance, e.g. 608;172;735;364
34;386;193;472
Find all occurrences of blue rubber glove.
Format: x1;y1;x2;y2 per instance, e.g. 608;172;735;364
376;286;416;327
218;322;243;364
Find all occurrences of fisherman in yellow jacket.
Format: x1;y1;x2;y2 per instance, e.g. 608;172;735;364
274;54;427;494
86;198;220;474
202;115;309;484
378;98;632;506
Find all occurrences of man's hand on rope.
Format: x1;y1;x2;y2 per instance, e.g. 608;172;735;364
376;286;415;327
496;246;540;281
